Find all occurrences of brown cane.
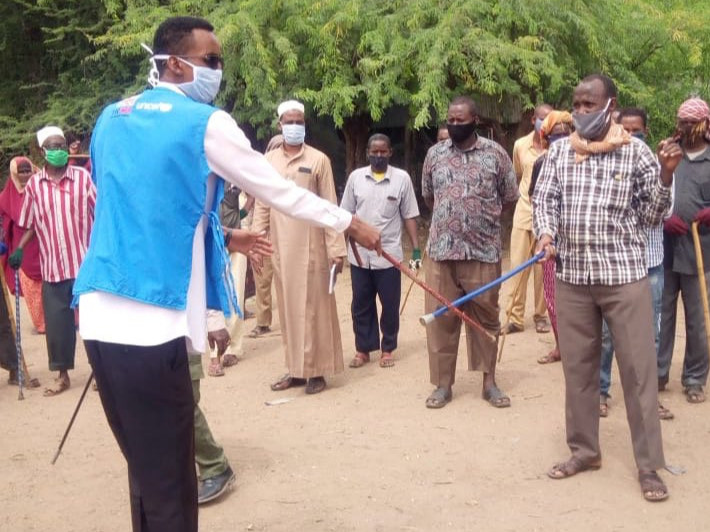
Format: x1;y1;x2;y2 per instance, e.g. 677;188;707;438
380;250;495;341
691;221;710;363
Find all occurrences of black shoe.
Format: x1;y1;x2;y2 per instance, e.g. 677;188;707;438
198;466;236;505
249;325;271;338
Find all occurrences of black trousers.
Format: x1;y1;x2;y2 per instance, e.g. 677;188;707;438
85;338;197;532
350;265;401;353
0;286;17;372
42;279;76;371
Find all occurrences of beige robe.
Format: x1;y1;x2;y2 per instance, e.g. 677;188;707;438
252;144;347;378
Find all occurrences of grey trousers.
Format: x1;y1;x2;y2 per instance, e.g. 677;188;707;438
658;268;710;388
556;279;665;471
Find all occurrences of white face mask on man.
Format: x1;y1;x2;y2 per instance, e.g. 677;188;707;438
282;124;306;146
150;54;223;104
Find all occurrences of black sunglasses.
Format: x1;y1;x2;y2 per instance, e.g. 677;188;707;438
178;54;224;70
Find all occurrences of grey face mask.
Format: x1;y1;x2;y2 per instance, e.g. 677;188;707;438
572;99;612;140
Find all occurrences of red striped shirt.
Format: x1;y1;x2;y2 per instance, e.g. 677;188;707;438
18;165;96;282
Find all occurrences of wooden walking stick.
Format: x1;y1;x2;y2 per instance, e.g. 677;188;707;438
691;221;710;360
399;273;417;315
400;253;424;315
0;266;40;395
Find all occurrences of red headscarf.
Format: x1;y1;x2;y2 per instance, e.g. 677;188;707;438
0;157;42;292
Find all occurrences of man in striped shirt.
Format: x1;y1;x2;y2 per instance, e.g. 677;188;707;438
10;126;96;397
533;74;680;502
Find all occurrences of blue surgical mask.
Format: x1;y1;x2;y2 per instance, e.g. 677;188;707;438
151;56;222;104
547;133;569;144
631;131;646;142
282;124;306;146
535;117;544;133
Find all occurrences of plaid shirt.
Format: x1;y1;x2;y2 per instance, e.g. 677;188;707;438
18;166;96;282
422;137;518;262
533;137;671;285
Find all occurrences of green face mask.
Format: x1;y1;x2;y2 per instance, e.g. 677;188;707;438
44;148;69;167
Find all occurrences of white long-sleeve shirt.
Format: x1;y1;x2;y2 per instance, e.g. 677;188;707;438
79;85;351;351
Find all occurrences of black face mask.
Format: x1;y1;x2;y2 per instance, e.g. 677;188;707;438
446;122;477;144
369;155;389;172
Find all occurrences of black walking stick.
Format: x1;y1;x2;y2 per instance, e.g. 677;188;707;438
51;371;94;465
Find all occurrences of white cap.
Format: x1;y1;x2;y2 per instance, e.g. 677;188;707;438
277;100;305;118
37;126;65;148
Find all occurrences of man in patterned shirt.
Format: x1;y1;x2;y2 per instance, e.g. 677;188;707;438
533;74;681;502
421;96;519;409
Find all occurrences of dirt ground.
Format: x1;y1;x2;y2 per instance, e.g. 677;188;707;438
0;256;705;532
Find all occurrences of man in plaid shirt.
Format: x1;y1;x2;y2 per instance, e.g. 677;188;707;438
533;74;681;502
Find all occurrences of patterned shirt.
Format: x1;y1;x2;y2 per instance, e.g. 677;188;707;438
18;165;96;282
341;164;419;269
533;137;672;285
422;137;518;262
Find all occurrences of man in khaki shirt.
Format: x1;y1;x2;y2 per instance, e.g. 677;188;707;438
504;104;552;334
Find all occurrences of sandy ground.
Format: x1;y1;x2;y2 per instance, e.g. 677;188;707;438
0;256;706;532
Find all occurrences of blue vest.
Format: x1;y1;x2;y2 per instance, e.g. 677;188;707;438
73;87;239;317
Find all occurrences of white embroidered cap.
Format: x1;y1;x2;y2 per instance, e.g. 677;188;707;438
37;126;65;148
277;100;305;118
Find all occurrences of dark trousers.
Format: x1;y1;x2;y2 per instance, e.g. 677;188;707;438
85;338;197;532
42;279;76;371
0;285;17;372
658;268;710;387
350;265;401;353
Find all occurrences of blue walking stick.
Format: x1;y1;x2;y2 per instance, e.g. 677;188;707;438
419;251;546;327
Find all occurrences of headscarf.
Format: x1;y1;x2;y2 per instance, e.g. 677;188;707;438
8;156;33;192
540;111;573;149
0;157;42;288
677;97;710;142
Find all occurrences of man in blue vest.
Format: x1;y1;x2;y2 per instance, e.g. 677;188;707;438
74;16;380;532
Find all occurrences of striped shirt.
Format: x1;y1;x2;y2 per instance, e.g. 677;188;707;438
18;166;96;282
533;137;672;286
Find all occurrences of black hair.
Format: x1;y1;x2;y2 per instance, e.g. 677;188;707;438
449;96;479;118
618;107;647;128
367;133;391;150
153;17;214;74
579;73;617;99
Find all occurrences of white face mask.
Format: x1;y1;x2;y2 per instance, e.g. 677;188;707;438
282;124;306;146
151;54;222;104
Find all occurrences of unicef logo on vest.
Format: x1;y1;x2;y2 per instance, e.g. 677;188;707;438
136;102;173;112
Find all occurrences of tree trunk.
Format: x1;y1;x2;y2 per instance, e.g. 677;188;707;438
342;115;372;178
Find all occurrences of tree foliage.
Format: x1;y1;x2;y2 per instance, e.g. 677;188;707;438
0;0;708;172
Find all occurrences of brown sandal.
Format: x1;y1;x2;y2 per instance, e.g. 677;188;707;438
547;456;601;479
349;352;370;368
208;360;225;377
537;349;561;364
379;352;394;368
638;470;669;502
270;373;306;391
43;377;70;397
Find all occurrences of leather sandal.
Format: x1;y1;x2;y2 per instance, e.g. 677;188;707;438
425;387;452;409
270;373;306;391
547;456;601;479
